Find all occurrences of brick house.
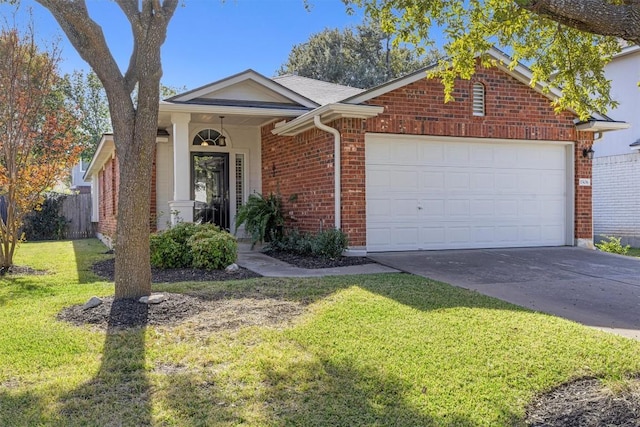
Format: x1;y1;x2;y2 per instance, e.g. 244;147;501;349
85;48;626;253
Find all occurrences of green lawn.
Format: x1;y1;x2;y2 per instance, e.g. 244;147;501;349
1;240;640;426
626;247;640;258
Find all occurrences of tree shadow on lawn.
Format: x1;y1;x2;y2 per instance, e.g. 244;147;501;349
0;387;49;426
56;301;152;426
71;239;113;285
256;354;522;426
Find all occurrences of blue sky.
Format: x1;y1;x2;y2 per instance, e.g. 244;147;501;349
5;0;371;92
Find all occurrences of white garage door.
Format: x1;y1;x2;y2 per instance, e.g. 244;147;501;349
366;134;570;252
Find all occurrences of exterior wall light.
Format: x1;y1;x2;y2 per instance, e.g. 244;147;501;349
582;147;595;160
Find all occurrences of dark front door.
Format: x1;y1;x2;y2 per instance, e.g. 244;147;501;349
192;153;229;230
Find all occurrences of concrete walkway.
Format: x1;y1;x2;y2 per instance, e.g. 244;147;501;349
236;244;398;277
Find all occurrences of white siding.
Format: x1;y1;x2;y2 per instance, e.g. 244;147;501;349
595;49;640;157
593;153;640;245
156;140;174;230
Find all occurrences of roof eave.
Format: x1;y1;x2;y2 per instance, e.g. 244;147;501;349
575;120;630;132
159;101;309;117
272;104;385;136
84;134;115;180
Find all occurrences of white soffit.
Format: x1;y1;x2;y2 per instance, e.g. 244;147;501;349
575;121;631;132
84;134;115;180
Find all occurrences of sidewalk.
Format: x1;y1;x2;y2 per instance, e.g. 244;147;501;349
236;243;398;277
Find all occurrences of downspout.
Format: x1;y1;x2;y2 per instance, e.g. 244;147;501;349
313;115;341;230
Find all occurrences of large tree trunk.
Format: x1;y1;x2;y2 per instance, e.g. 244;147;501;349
36;0;178;299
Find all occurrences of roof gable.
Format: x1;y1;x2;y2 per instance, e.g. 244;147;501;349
342;47;563;107
167;69;318;108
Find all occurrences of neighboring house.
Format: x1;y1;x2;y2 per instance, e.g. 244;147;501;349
593;45;640;246
85;47;626;253
70;159;91;194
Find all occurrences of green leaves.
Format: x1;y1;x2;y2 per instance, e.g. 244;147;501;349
235;193;286;247
345;0;626;119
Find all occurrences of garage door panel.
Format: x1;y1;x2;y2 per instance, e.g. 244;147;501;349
471;173;495;191
446;172;471;189
421;143;445;164
421;171;445;189
366;136;568;251
445;144;471;165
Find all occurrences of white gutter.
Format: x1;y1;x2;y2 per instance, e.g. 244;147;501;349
273;103;384;136
575;120;630;132
313;115;341;230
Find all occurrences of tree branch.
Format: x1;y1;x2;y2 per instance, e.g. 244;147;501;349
518;0;640;44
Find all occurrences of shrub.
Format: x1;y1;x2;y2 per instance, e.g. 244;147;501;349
235;193;286;247
150;233;186;268
22;193;69;241
266;229;314;255
312;228;348;259
149;222;221;268
267;227;348;259
188;229;237;270
595;235;630;255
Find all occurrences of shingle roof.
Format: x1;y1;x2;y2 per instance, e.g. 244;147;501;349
272;74;364;106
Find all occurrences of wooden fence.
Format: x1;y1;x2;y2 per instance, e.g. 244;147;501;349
60;193;94;239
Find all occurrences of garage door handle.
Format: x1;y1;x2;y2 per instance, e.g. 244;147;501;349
417;206;423;210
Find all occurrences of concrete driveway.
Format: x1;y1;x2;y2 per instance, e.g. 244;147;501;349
368;247;640;339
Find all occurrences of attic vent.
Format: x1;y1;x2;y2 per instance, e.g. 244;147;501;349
472;82;485;116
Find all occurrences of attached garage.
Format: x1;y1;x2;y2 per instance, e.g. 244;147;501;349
366;134;574;252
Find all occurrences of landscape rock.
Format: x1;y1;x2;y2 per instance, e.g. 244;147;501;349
225;263;239;272
139;294;166;304
83;296;103;310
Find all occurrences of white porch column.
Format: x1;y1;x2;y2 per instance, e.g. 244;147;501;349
169;112;194;224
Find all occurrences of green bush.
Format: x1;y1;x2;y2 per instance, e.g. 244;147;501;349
150;233;186;268
267;227;348;259
312;228;348;259
266;229;314;255
595;235;630;255
235;193;286;247
188;229;237;270
149;222;222;268
22;193;69;241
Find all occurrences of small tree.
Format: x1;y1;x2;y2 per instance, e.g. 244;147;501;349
0;25;82;269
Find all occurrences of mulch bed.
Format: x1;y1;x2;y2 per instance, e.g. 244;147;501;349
57;292;305;331
92;258;261;283
264;250;374;269
526;376;640;426
0;265;48;276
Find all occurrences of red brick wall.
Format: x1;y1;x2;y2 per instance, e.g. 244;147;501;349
98;155;118;238
96;149;158;238
265;64;594;247
575;138;594;240
262;122;336;234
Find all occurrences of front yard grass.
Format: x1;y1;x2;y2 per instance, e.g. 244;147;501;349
1;240;640;426
626;247;640;258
